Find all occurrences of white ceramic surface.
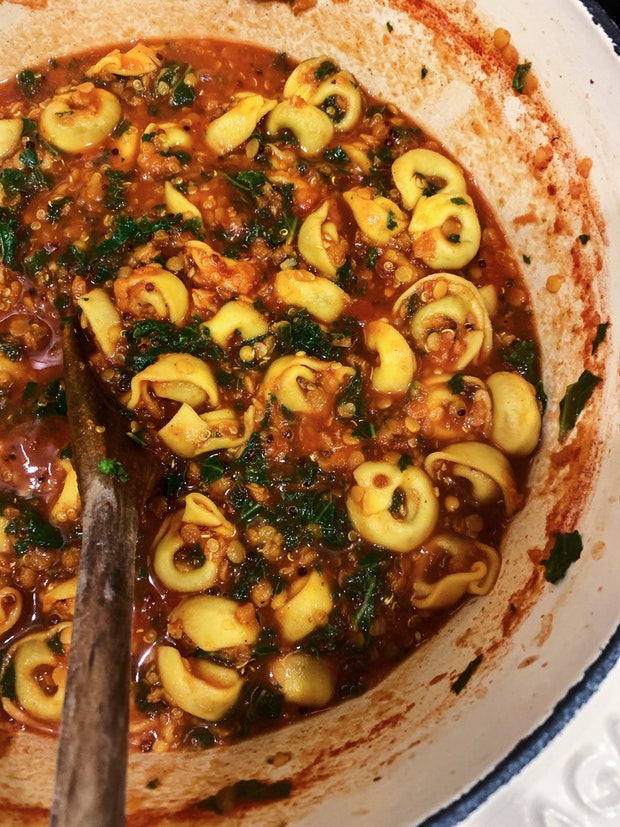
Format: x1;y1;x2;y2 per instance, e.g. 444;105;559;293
0;1;618;825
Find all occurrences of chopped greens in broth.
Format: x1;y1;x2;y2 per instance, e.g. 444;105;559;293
0;38;543;750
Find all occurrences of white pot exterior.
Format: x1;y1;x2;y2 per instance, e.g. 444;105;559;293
0;1;618;824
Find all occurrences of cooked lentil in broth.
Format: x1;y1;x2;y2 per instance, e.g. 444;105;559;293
0;38;542;750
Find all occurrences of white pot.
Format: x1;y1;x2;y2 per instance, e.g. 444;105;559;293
0;1;618;824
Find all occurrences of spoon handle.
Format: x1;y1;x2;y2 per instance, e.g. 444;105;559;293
49;323;159;827
48;482;139;827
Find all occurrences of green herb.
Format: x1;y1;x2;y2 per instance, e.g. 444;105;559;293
398;454;413;471
98;458;129;483
558;369;601;440
386;209;398;230
245;685;284;723
27;378;67;418
451;654;483;694
186;727;216;749
448;373;466;395
323;145;350;165
275;309;358;360
0;661;16;701
512;61;532;93
5;506;63;555
197;778;292;814
124;319;224;374
522;254;531;264
592;322;609;354
303;622;342;657
228;550;268;600
343;551;384;634
314;60;338;80
146;778;159;790
164;469;185;497
47;632;65;655
501;339;537;384
223;169;269;200
450;196;468;206
156;62;196;107
17;68;43;98
46;195;73;222
386;21;393;32
252;626;280;657
421;66;428;79
200;456;225;484
578;234;590;245
447;233;461;243
0;214;19;266
365;246;379;268
237;433;269;486
103;167;130;210
541;531;583;584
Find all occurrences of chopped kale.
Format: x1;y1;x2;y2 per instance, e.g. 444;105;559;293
541;531;583;584
448;373;466;395
223;169;269;200
155;62;196;107
275;308;358;360
0;334;23;362
244;684;284;723
5;505;64;556
0;660;16;701
314;60;338;80
0;148;50;198
98;458;129;483
103;167;131;210
200;456;225;485
512;61;532;93
25;378;67;418
501;339;538;384
592;322;609;355
17;68;44;98
0;212;20;267
323;145;350;165
228;552;268;600
46;195;73;223
558;369;601;440
342;551;384;634
124;319;224;374
451;654;483;694
236;433;269;486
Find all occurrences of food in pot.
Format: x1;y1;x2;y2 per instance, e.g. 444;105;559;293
0;38;543;751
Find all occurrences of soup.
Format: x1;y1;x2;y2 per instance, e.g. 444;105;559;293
0;38;542;752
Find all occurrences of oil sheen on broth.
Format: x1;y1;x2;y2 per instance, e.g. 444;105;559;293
0;39;543;750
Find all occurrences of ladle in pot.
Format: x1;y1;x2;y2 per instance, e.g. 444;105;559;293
49;320;161;827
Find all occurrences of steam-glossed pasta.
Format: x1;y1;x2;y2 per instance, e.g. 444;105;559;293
0;39;542;750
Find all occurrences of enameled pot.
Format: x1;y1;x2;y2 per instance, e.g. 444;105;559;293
0;1;619;824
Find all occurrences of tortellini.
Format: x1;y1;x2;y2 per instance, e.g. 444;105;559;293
424;441;520;516
164;181;202;224
274;269;349;324
347;461;439;553
113;263;190;326
87;43;162;77
271;653;334;708
271;569;333;643
344;187;409;244
365;320;416;395
394;273;493;371
1;623;72;727
169;595;260;651
262;354;355;414
77;287;123;357
206;92;277;155
203;299;269;348
157;646;243;721
126;352;219;415
297;200;347;278
151;493;234;592
282;56;363;132
0;117;22;160
392;148;467;211
39;83;122;153
265;98;334;157
0;586;22;636
158;403;255;458
487;371;542;455
412;533;501;610
409;191;481;270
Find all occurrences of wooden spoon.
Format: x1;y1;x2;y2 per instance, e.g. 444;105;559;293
49;321;160;827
